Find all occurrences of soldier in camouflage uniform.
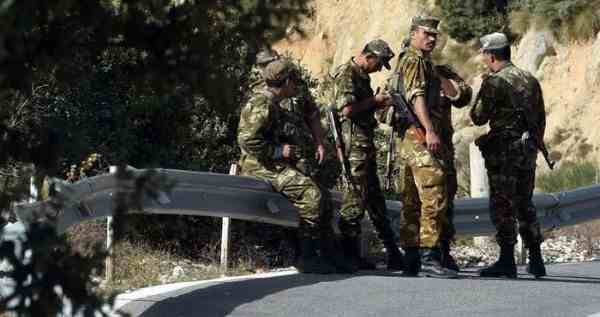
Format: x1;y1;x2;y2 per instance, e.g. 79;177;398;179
471;32;546;278
390;16;459;278
248;47;281;90
238;60;337;274
433;64;472;271
331;39;405;271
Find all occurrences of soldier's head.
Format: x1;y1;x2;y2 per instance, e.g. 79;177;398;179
409;15;440;54
255;47;280;70
358;39;395;73
479;32;511;71
263;60;298;98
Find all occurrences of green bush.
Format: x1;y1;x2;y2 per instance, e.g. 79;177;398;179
510;0;600;41
536;160;599;193
435;0;511;42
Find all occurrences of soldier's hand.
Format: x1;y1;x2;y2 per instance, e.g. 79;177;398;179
315;144;326;165
440;77;458;99
282;144;297;159
425;130;441;154
374;92;392;108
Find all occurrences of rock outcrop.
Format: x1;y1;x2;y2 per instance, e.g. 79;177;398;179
276;0;600;170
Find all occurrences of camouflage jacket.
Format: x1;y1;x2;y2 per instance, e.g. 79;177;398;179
331;58;378;146
470;62;546;140
238;88;320;174
391;45;472;152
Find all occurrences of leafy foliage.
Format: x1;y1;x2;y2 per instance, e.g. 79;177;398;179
435;0;511;42
510;0;600;40
434;0;600;43
0;0;310;315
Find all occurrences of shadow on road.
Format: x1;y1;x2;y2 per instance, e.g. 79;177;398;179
132;273;352;317
459;267;600;285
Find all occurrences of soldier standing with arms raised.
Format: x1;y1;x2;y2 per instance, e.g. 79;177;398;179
471;32;547;278
390;16;458;278
331;39;405;271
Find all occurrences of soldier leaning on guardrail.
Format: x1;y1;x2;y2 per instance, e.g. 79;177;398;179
470;32;548;279
329;39;406;272
385;15;458;278
237;60;355;274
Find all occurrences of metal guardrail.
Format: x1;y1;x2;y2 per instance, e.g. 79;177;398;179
7;167;600;236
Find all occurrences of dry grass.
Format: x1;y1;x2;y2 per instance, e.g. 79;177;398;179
510;3;600;42
103;240;260;294
563;8;600;42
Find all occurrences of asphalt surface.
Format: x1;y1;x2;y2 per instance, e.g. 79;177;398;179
116;262;600;317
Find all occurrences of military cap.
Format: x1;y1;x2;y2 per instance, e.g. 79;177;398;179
363;39;395;70
411;15;440;34
256;48;280;65
480;32;509;50
263;60;295;85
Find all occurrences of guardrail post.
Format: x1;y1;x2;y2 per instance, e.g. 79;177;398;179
470;142;490;251
106;166;117;282
470;143;526;264
220;164;237;276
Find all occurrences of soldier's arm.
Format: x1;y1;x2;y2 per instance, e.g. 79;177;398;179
302;97;326;146
334;69;383;117
237;97;279;160
399;55;433;124
400;56;441;151
436;64;472;108
469;76;496;126
451;79;473;108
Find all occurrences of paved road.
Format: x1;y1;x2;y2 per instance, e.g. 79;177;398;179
116;262;600;317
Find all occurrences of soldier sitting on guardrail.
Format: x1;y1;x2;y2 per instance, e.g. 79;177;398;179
237;60;351;274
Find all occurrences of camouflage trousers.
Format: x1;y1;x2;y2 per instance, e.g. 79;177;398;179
486;164;543;247
339;144;397;244
396;129;449;248
239;156;331;238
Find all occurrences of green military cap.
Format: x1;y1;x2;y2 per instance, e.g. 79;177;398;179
480;32;509;50
263;60;295;84
256;48;280;65
363;39;395;69
411;15;440;34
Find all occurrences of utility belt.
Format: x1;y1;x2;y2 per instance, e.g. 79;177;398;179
475;130;536;157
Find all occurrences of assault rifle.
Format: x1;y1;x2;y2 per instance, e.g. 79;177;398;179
518;110;555;170
382;87;427;190
325;105;363;197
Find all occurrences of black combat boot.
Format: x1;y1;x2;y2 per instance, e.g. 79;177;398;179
421;248;459;278
342;236;376;270
383;240;405;271
440;240;460;272
296;237;336;274
527;243;546;278
402;247;421;276
479;244;517;278
320;232;358;274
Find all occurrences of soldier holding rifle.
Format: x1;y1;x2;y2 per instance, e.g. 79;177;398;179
328;39;405;271
471;32;550;278
387;15;461;278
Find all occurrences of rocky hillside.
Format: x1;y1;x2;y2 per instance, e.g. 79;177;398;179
275;0;600;175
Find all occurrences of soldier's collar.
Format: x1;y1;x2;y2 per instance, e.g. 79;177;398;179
495;61;514;73
407;45;428;59
350;57;369;79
